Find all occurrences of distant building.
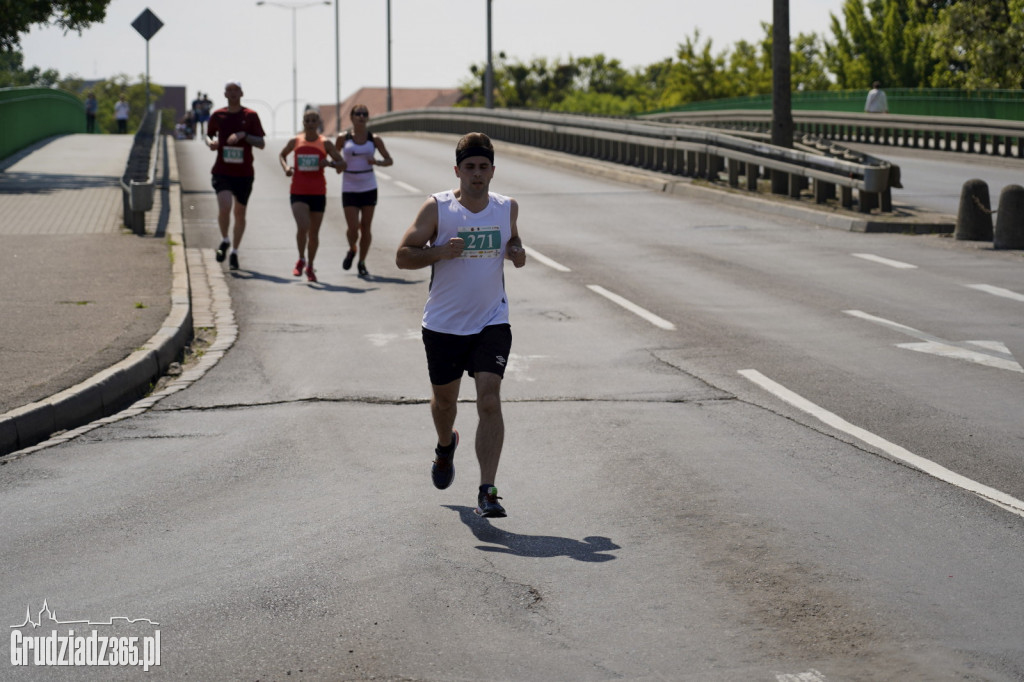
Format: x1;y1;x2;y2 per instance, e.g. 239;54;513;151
318;86;463;136
154;86;186;133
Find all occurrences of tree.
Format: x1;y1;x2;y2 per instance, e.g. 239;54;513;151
1;0;111;53
661;31;733;108
926;0;1024;88
0;49;60;87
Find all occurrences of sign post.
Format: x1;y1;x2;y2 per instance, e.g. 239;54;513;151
131;9;164;111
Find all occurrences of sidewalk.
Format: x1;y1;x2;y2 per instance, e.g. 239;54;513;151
0;134;192;455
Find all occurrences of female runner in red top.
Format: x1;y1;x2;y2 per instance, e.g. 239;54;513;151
279;110;346;282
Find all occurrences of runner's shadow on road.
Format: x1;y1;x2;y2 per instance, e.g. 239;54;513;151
230;270;366;293
355;273;423;286
229;270;292;284
444;505;620;562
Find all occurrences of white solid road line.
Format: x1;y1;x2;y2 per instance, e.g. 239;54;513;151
852;253;918;269
966;283;1024;303
393;180;421;194
587;285;676;331
524;246;571;272
739;369;1024;518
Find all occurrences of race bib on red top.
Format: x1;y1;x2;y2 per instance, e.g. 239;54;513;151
296;154;319;172
222;146;244;164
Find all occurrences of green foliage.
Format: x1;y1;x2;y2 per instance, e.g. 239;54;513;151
456;1;1024;115
0;50;60;87
925;0;1024;88
89;75;163;134
1;0;111;52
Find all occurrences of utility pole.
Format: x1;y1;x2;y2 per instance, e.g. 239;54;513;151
387;0;393;112
485;0;494;109
771;0;794;195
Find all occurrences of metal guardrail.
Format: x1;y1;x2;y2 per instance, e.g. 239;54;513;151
121;109;162;235
646;109;1024;158
370;108;895;213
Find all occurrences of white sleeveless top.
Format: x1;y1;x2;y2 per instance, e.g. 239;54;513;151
341;132;377;193
422;190;513;335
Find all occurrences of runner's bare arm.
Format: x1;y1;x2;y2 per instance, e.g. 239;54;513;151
279;139;296;176
370;135;393;167
324;140;346;172
505;199;525;267
396;198;464;270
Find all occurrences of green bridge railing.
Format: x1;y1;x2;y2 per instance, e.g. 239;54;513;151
0;87;84;160
656;89;1024;121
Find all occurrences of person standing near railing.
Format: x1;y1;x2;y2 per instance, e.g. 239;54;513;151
114;94;130;133
85;93;98;133
865;81;889;114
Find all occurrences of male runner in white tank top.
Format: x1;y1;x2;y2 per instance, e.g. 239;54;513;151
396;132;527;517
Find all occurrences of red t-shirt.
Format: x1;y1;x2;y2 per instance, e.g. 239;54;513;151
290;134;327;195
208;107;265;177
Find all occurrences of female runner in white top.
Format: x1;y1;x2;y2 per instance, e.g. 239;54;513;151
336;105;393;278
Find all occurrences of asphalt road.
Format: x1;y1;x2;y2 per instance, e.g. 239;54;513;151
3;133;1023;681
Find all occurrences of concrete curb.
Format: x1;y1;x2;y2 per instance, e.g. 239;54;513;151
0;138;193;456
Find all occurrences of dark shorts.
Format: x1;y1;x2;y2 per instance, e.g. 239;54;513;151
422;324;512;386
290;194;326;212
212;174;255;205
342;189;378;208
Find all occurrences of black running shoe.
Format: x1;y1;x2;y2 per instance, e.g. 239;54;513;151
431;430;458;490
475;486;506;518
229;252;239;270
216;241;230;262
357;262;369;278
343;250;356;270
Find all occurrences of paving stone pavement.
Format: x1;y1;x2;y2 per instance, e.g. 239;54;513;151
0;133;217;456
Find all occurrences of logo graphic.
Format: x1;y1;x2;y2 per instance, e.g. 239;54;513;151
495;355;506;367
10;600;160;671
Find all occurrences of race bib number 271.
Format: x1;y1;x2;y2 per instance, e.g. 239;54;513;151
457;226;502;258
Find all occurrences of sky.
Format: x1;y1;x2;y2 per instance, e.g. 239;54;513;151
19;0;844;136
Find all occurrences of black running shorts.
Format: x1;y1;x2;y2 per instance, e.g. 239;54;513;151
290;194;327;212
342;189;378;208
211;174;255;205
422;324;512;386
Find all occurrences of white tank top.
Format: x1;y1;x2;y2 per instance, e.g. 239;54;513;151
341;132;377;193
422;190;512;335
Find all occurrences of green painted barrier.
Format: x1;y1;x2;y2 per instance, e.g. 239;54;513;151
0;87;84;161
656;89;1024;121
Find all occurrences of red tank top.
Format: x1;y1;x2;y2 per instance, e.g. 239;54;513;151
290;134;327;195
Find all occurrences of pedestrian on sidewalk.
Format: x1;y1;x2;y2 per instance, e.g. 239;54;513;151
85;93;98;133
865;81;889;114
114;94;130;134
197;92;212;137
206;81;266;271
395;132;527;518
336;105;393;279
278;110;346;282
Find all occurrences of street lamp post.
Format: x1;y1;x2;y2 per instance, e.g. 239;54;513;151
256;0;330;134
485;0;494;109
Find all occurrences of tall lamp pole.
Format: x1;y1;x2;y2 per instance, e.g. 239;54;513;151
485;0;494;109
336;0;341;131
386;0;393;112
771;0;794;195
257;0;330;134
